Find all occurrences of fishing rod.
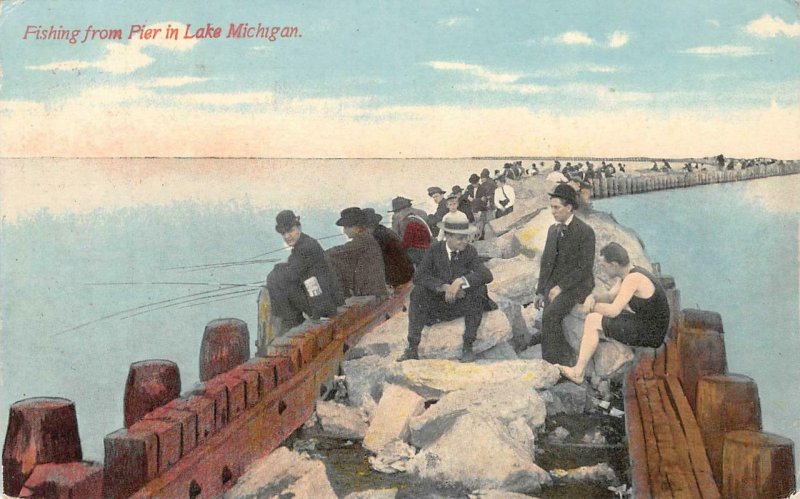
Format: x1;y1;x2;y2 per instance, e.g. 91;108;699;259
120;288;258;319
176;289;260;310
84;281;264;287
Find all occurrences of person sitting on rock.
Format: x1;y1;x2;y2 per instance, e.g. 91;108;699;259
363;208;413;287
266;210;344;335
426;186;449;238
389;196;432;266
494;174;515;218
558;242;670;384
326;207;388;299
399;211;497;363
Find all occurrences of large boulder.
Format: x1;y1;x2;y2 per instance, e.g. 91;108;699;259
419;309;511;359
546;381;590;415
363;384;426;453
315;401;369;440
409;380;547;449
512;210;554;259
386;359;560;399
488;198;545;235
472;229;520;259
476;340;518;360
347;313;408;360
342;355;394;406
409;413;551;494
562;306;634;378
224;447;337;499
486;255;539;305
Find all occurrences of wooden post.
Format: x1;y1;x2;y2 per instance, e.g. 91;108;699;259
682;308;724;333
199;318;250;381
124;360;181;428
2;397;82;496
256;286;278;356
677;327;727;410
696;374;762;488
599;175;608;198
657;276;681;341
722;430;795;499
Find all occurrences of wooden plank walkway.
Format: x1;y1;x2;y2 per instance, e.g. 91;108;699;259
624;339;721;498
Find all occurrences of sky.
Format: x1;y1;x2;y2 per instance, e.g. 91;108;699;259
0;0;798;158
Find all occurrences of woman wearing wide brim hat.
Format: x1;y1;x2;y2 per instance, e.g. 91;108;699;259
265;210;344;340
326;207;389;299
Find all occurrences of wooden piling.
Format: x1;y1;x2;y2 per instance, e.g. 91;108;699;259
677;327;727;410
124;360;181;428
696;374;762;487
2;397;83;496
722;430;796;499
599;175;608;198
200;318;250;381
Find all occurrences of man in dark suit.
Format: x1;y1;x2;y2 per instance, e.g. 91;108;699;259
399;211;496;362
266;210;344;336
534;184;596;365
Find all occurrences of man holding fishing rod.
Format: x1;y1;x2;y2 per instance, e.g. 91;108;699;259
264;210;344;340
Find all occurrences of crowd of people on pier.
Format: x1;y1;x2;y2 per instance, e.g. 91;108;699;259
266;161;670;373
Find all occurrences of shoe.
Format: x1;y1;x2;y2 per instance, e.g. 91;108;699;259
397;348;419;362
526;331;543;347
459;346;476;363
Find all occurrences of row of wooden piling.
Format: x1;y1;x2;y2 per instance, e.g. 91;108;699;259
625;272;796;498
2;289;409;498
591;161;800;199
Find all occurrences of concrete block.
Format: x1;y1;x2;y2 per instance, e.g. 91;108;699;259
364;384;426;453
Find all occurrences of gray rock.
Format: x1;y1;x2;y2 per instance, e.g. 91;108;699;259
488;198;544;235
363;384;426;453
315;401;369;440
343;355;394;406
386;359;560;399
409;413;551;494
470;490;540;499
512;210;554;259
344;488;398;499
550;462;616;484
582;429;607;445
548;382;590;415
409;380;547;449
347;313;408;360
486;255;539;305
518;344;542;360
368;439;417;474
548;426;570;443
419;309;511;359
477;340;518;360
541;390;566;416
224;447;337;499
472;229;520;259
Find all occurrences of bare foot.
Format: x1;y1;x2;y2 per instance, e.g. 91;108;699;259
558;364;585;384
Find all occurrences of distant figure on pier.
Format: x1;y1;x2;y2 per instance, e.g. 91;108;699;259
389;196;432;265
494;174;515;218
363;208;413;287
618;163;625;173
473;169;496;240
651;162;660;171
603;163;616;178
568;178;594;212
530;163;540;175
426;186;449;238
398;211;497;363
533;184;596;365
559;242;669;384
326;207;388;299
266;210;344;335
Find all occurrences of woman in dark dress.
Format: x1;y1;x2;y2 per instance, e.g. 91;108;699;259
559;242;670;384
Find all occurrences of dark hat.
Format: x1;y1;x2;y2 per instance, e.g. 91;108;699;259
388;196;412;212
504;163;512;169
469;173;480;183
427;186;446;196
548;183;578;207
361;207;383;226
445;191;460;201
480;168;490;178
336;207;367;227
451;185;463;194
275;210;300;233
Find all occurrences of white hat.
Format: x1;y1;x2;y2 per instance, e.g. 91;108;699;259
437;211;477;235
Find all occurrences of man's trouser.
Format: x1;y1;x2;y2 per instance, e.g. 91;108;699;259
540;287;587;365
407;285;484;351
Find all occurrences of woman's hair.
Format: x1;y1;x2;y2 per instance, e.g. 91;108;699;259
600;242;630;266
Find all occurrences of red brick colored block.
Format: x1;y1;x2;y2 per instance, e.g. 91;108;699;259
130;418;182;473
230;366;260;407
290;333;316;366
315;325;334;351
166;396;215;444
19;461;103;499
266;348;301;376
241;357;277;395
144;406;198;456
198;379;229;429
207;374;247;422
103;427;158;499
264;354;294;384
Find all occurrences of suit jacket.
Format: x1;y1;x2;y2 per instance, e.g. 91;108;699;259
327;231;388;298
283;232;343;316
536;215;595;298
414;241;493;293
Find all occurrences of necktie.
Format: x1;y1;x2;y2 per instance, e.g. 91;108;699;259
451;250;460;261
558;223;566;238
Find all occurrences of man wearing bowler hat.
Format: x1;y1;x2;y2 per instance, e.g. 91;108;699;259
266;210;344;338
327;207;388;299
426;186;449;238
388;196;432;265
534;183;596;365
399;211;497;363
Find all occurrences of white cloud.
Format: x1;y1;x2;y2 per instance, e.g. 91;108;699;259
144;77;210;88
437;17;468;27
174;92;276;106
681;45;765;57
556;31;596;46
467;82;549;95
706;19;721;28
427;61;520;84
26;22;197;74
608;31;629;48
746;14;800;38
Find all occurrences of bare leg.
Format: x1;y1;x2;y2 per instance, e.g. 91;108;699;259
559;312;603;384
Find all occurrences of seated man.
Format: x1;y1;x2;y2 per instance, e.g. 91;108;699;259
559;242;670;384
362;207;413;287
494;174;515;218
399;211;496;363
389;196;432;265
266;210;344;335
326;207;388;299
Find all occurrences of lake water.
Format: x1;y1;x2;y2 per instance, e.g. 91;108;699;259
1;159;797;479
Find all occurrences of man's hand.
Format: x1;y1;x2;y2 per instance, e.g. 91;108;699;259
444;280;463;304
548;285;562;303
583;294;596;314
533;293;545;309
